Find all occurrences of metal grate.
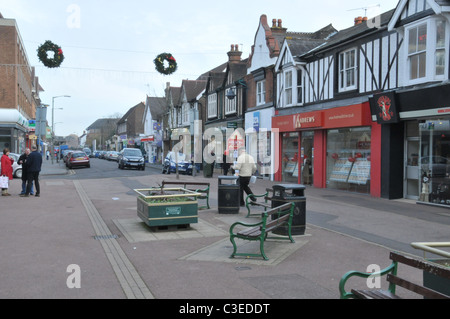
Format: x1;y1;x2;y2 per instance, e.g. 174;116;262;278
93;234;119;240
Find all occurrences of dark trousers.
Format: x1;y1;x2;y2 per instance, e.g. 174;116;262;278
239;176;254;205
26;172;40;195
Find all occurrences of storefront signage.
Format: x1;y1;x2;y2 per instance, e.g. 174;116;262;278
253;112;260;132
369;91;399;124
293;112;322;129
273;103;371;132
141;136;154;142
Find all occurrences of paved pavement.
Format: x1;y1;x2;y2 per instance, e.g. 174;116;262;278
0;158;449;303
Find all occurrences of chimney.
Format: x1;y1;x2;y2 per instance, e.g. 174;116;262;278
271;18;287;34
354;16;363;25
227;44;242;63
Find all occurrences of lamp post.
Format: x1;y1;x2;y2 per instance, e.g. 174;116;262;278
51;95;70;164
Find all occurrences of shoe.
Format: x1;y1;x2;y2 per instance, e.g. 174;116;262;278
2;193;11;196
35;194;40;197
250;196;257;202
20;194;29;197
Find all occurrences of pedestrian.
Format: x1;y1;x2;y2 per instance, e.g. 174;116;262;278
18;148;34;196
232;147;257;206
222;150;231;175
21;145;42;197
46;150;49;160
0;148;13;196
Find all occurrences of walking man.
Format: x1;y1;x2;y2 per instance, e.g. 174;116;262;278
21;145;42;197
233;148;257;206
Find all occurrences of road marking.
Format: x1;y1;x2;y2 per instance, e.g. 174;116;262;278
73;180;154;299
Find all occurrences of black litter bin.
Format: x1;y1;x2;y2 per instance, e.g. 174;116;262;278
271;184;306;235
218;176;240;214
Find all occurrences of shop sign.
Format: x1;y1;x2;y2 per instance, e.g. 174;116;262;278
369;91;399;124
141;136;155;142
253;112;260;132
293;112;323;129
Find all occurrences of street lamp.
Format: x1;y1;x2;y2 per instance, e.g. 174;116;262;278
51;95;70;164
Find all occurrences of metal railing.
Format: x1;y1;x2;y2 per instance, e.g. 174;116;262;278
411;242;450;259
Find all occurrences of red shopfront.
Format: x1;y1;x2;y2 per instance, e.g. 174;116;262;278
272;102;382;197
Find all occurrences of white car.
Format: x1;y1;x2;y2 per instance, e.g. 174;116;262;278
0;153;23;179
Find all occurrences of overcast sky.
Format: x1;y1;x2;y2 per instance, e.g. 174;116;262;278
0;0;398;137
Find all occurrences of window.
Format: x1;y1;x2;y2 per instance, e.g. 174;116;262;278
408;23;427;79
435;20;446;76
284;71;293;105
225;87;236;114
297;70;303;104
339;48;357;91
182;103;189;124
208;93;217;118
256;80;265;106
405;19;447;82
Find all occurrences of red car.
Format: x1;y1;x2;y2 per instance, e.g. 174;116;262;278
66;151;90;169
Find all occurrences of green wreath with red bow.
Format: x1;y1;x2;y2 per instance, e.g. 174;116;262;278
154;53;177;75
37;40;64;68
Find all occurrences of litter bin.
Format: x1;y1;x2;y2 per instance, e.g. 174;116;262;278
203;161;213;177
218;176;240;214
271;184;306;235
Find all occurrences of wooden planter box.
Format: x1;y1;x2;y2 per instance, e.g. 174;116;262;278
134;187;201;228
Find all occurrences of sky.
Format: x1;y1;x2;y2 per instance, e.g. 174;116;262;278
0;0;398;137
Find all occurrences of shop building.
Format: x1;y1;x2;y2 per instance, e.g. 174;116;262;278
272;9;399;197
0;13;44;153
375;0;450;206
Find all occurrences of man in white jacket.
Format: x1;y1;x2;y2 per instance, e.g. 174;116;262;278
233;148;257;206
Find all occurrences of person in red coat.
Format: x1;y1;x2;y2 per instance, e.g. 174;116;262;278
1;148;13;196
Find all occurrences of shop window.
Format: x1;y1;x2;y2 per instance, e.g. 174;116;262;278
327;127;371;193
281;132;299;183
338;48;357;92
418;119;450;206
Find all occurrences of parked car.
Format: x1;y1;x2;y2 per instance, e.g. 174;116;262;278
106;151;119;161
421;156;450;177
0;153;23;178
62;150;73;163
66;151;90;169
83;148;92;158
117;148;145;170
162;151;193;175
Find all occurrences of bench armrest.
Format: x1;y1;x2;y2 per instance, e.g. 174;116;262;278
229;220;264;236
339;261;398;299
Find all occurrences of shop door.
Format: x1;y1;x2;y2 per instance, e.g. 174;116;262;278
404;138;420;199
300;131;314;185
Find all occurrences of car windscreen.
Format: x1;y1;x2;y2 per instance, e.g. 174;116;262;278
123;150;142;157
72;152;86;158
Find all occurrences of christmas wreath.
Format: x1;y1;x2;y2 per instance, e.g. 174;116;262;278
37;40;64;68
154;53;177;75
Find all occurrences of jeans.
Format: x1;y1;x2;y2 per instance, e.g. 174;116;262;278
21;180;34;195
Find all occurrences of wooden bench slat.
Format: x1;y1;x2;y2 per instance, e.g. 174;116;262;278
390;252;450;280
352;289;401;299
387;274;450;299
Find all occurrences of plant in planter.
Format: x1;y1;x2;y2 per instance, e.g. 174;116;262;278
134;187;202;228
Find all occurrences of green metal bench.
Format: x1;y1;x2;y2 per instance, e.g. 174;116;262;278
161;181;210;210
229;202;295;260
245;188;273;218
339;251;450;299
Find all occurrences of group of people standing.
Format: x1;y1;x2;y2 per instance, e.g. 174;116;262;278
0;145;42;197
